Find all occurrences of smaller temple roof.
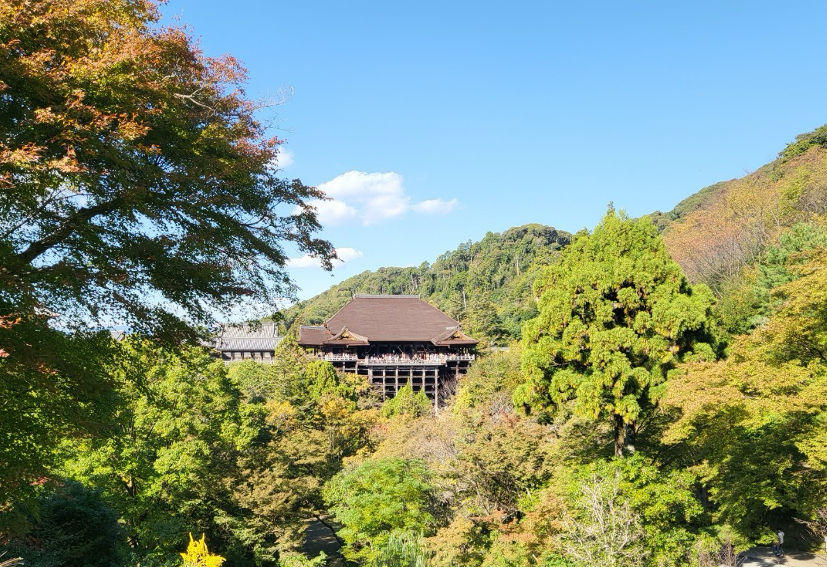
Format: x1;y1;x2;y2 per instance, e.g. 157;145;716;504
214;322;281;351
430;327;478;346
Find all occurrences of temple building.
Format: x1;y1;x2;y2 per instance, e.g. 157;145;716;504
298;294;477;406
213;322;282;362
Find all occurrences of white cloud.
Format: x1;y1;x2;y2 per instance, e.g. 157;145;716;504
274;147;294;169
411;198;460;215
313;199;358;225
287;247;363;269
301;170;459;226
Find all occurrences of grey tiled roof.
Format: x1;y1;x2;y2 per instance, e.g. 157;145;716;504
214;322;282;352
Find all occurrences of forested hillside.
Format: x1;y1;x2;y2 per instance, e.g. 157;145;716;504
281;224;571;344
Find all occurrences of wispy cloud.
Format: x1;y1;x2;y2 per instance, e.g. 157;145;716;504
411;198;460;215
301;171;460;226
287;247;363;269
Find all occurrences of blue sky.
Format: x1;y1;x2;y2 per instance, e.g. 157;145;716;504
162;0;827;303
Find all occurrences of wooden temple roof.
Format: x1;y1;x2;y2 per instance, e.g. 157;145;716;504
298;295;478;346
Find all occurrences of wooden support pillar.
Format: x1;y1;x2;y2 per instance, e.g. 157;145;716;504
384;369;389;400
434;368;440;413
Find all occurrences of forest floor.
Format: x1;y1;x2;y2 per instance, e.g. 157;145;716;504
742;546;827;567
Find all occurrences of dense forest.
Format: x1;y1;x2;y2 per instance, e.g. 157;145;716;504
3;1;827;567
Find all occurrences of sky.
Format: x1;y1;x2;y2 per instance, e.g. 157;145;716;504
162;0;827;303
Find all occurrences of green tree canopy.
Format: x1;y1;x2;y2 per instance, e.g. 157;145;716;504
323;458;436;565
664;248;827;541
0;0;334;525
518;210;718;456
59;340;259;565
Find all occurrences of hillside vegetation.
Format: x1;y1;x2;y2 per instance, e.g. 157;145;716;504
286;127;827;345
281;224;571;344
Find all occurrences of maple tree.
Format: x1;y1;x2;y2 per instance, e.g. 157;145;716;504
664;248;827;541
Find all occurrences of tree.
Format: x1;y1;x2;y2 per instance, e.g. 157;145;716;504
59;340;260;565
664;248;827;542
0;317;115;532
714;222;827;334
555;456;703;567
0;0;335;340
323;458;436;565
4;480;127;566
180;533;226;568
519;210;718;456
380;384;432;419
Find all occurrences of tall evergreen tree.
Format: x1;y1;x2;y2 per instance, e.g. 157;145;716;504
518;210;718;456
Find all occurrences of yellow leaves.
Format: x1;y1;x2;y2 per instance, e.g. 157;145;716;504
0;143;44;167
180;533;225;567
663;248;827;446
265;400;297;429
760;249;827;364
319;394;352;422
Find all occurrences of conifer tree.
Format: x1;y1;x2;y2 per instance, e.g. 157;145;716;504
518;209;717;456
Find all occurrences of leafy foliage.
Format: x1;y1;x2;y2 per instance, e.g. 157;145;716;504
661;128;827;293
519;210;718;455
4;481;126;566
714;222;827;335
57;340;256;565
780;124;827;162
0;0;333;542
664;248;827;543
0;320;115;531
7;10;827;562
324;458;436;565
181;533;226;567
380;384;433;419
0;0;335;340
557;456;704;566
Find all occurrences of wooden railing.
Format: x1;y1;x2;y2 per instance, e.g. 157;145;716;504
315;353;476;365
321;354;359;361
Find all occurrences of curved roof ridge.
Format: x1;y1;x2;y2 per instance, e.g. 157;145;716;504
352;294;420;299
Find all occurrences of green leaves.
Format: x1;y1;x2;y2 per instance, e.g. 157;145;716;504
323;458;436;565
556;455;703;566
520;210;718;455
664;248;827;540
58;339;254;564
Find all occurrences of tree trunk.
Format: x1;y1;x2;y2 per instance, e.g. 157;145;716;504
613;416;636;457
614;415;625;457
625;421;636;455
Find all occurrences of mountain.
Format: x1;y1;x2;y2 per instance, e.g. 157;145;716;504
280;224;571;344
